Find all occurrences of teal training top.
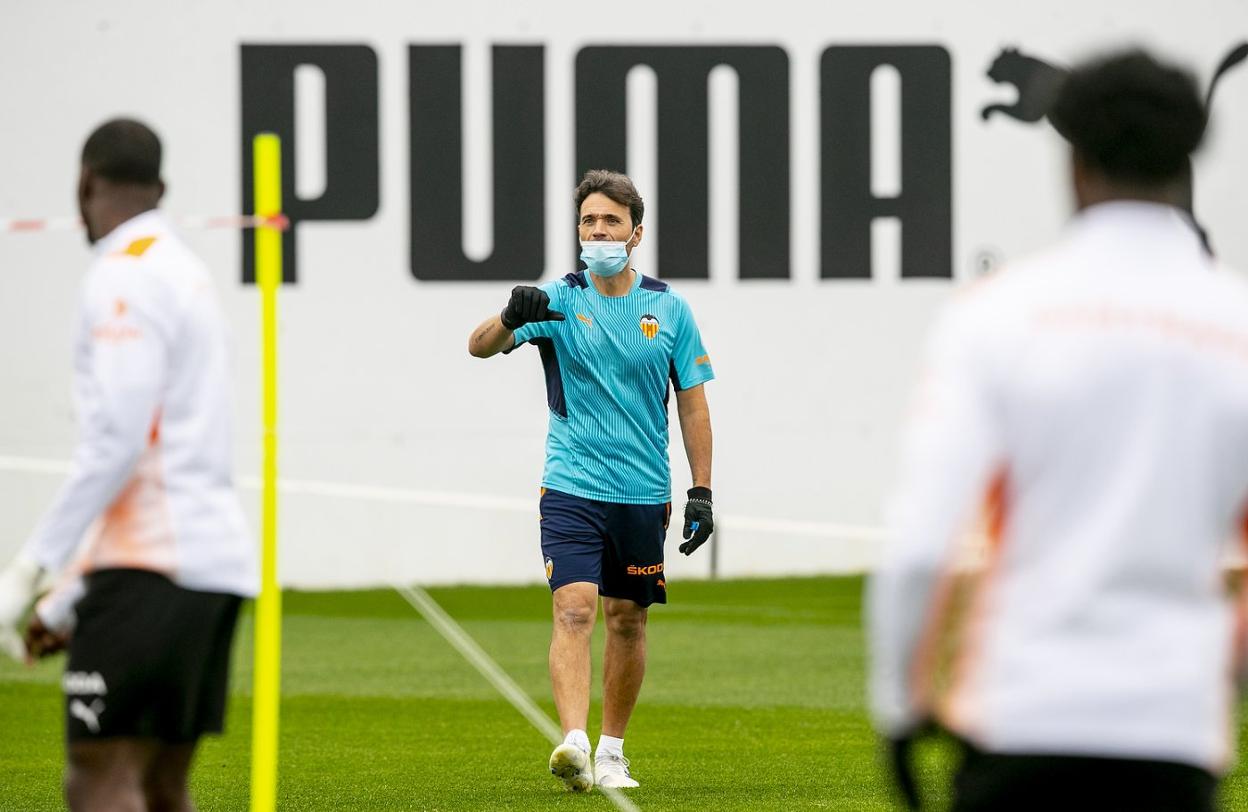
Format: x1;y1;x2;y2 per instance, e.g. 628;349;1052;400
508;270;715;504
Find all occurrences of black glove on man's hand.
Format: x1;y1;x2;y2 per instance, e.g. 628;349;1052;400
501;286;566;330
680;487;713;555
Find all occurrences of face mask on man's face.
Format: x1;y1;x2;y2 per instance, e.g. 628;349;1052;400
580;229;635;277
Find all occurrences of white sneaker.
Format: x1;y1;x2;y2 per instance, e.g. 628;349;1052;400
549;743;594;792
594;753;639;788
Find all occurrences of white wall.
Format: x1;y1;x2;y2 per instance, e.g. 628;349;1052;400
2;1;1246;587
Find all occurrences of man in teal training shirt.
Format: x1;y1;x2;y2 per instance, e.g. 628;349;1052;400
469;170;715;792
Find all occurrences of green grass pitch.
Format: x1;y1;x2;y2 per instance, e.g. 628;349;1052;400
4;576;1248;810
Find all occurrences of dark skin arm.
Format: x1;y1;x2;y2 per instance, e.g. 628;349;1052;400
24;614;69;663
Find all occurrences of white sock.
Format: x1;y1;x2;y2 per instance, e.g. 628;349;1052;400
596;734;624;759
563;729;591;753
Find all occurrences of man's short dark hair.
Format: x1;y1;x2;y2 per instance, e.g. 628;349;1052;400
1050;49;1206;185
81;118;162;185
574;170;644;228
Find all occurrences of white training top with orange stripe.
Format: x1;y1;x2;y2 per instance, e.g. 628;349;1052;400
870;201;1248;773
25;210;257;630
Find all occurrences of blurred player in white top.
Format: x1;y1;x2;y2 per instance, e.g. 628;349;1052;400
0;119;256;812
870;50;1248;811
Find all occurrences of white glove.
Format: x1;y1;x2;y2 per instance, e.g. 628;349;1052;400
0;552;43;661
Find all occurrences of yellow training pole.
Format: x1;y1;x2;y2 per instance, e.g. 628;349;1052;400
250;132;282;812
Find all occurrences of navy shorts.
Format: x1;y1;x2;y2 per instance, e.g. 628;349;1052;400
540;488;671;607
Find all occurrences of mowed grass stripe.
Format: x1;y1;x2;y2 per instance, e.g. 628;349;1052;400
2;577;1248;810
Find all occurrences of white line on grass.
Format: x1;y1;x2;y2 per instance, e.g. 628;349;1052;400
0;454;886;541
393;583;641;812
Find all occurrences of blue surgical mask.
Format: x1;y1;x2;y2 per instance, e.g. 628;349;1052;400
580;238;632;277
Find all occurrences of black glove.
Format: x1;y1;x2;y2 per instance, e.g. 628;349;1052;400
679;487;713;555
500;286;565;330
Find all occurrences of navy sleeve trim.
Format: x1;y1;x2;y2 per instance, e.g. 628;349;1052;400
669;358;684;392
639;275;669;292
533;337;568;418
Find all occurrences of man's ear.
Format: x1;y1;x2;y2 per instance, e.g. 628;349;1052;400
1069;150;1091;211
77;166;93;207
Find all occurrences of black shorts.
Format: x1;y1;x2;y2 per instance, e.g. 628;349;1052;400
64;568;243;743
953;741;1217;812
539;488;671;607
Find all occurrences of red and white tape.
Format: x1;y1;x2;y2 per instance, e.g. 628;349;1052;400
0;213;289;234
